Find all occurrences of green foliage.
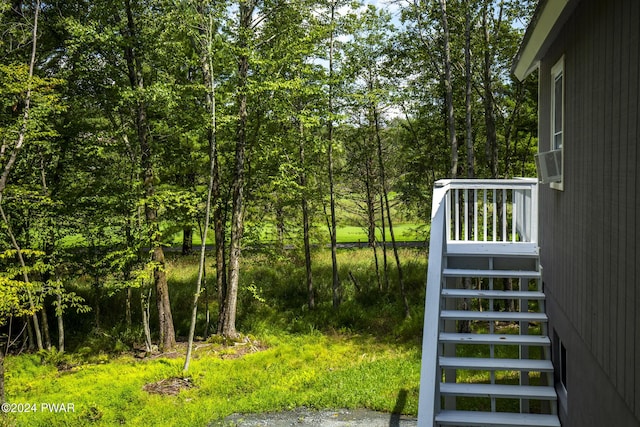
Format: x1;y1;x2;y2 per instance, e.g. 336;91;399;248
35;347;79;370
0;63;66;148
0;249;47;326
222;247;427;337
4;333;420;426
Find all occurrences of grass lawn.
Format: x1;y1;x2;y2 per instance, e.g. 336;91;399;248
3;334;421;427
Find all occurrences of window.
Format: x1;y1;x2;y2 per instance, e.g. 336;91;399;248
560;341;567;390
550;56;564;190
553;330;568;415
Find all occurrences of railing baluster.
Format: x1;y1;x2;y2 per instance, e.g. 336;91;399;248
446;189;452;240
464;189;469;240
455;189;460;241
502;189;507;242
492;189;497;242
474;189;478;241
483;190;488;242
512;191;517;242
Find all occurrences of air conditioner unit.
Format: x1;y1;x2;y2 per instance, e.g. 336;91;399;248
535;149;562;184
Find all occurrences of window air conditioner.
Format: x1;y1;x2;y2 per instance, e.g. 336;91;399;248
535;149;562;184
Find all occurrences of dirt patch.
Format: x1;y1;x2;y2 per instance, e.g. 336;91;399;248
219;339;268;360
143;377;195;396
135;336;267;361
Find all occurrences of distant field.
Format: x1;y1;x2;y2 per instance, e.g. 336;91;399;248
58;223;429;248
167;222;428;247
333;224;427;243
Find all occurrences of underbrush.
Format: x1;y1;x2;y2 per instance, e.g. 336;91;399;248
142;247;429;342
54;247;428;348
3;333;421;426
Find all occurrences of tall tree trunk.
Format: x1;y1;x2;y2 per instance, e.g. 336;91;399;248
194;17;226;337
439;0;458;178
328;1;340;309
374;106;410;318
203;279;210;337
196;6;216;340
482;0;501;178
503;81;524;177
141;288;153;352
465;0;474;179
459;0;475;334
26;315;35;350
214;210;227;334
38;150;55;352
214;183;227;335
182;227;193;255
299;121;314;310
40;308;51;350
124;0;175;351
379;193;389;290
124;196;135;329
125;287;132;328
275;203;285;247
57;286;64;352
221;1;255;338
364;156;381;291
185;9;220;371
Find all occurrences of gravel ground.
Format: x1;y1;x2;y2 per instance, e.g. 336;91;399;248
212;408;418;426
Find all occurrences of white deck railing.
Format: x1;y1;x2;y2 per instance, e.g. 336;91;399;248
446;180;537;241
417;178;539;426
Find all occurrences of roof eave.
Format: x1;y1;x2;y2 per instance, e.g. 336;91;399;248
512;0;573;81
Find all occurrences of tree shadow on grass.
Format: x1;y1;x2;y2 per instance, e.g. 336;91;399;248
390;388;408;427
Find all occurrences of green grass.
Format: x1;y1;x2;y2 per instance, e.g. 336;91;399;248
3;334;421;427
333;224;426;243
165;222;428;247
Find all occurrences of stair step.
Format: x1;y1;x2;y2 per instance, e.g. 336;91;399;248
441;310;547;322
445;255;539;272
443;268;540;279
439;357;554;372
441;289;545;299
439;383;557;400
435;410;561;427
439;333;551;346
446;242;540;257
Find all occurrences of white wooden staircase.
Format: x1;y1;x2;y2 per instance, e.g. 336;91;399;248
418;180;561;427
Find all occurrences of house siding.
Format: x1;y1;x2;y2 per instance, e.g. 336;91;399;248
537;0;640;425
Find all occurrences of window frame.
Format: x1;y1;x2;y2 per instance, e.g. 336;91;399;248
550;56;565;191
553;330;568;415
